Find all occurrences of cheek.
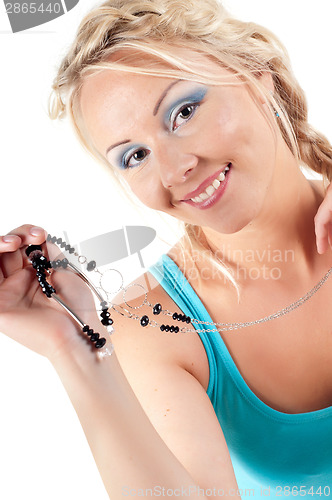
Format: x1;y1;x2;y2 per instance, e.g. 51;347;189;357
214;104;276;166
126;172;168;210
210;109;250;159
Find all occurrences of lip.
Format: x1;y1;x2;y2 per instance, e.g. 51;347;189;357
181;163;232;210
181;164;231;201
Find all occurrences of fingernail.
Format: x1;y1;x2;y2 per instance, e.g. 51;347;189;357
2;235;18;243
30;227;45;237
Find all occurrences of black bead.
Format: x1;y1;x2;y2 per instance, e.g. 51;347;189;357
65;244;70;251
87;260;96;272
100;310;110;319
140;315;149;327
186;317;191;324
153;303;162;315
56;259;62;267
60;242;66;248
100;317;113;326
61;258;69;269
95;337;106;348
164;325;170;332
170;326;175;332
182;316;187;322
56;238;62;244
174;326;179;333
51;236;57;244
69;248;75;254
177;314;183;321
160;325;165;331
83;325;89;332
88;329;94;336
90;333;100;342
33;255;48;270
172;312;178;320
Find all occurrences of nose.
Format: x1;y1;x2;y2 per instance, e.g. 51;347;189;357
158;150;199;189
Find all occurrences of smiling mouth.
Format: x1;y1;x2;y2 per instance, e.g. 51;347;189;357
182;163;232;202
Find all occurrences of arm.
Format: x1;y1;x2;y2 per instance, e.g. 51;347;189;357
51;308;239;499
0;225;238;498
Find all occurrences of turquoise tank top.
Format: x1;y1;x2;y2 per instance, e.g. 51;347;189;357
148;254;332;498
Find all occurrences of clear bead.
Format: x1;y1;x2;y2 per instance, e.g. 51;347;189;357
97;342;114;360
107;325;115;335
28;250;43;262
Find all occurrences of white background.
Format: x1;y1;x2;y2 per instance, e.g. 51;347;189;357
0;1;331;499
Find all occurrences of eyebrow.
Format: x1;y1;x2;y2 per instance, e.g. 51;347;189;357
105;79;183;156
152;79;182;116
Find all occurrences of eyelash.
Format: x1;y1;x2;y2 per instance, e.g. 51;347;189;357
123;101;200;169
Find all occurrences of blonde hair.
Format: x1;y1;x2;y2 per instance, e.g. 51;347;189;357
48;0;332;297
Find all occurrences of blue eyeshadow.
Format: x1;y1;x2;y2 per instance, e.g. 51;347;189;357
164;86;207;123
117;144;144;170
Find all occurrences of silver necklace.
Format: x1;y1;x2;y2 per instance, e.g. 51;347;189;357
112;264;332;334
46;234;332;336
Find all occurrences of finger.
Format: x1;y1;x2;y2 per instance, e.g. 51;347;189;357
6;224;47;248
328;222;332;250
314;202;332;254
0;225;47;278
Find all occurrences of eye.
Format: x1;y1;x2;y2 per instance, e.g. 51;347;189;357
171;103;199;131
124;148;150;169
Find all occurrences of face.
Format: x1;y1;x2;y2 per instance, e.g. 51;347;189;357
79;50;282;235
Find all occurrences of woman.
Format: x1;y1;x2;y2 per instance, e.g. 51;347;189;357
1;0;332;497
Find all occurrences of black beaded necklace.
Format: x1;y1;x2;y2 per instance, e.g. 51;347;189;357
25;232;332;355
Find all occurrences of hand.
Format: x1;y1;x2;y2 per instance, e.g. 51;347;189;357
0;224;103;361
314;182;332;254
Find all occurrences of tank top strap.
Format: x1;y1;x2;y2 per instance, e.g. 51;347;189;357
148;253;218;398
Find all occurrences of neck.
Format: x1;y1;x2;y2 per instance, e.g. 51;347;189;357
199;154;326;285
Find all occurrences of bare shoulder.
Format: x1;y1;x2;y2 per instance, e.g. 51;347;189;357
111;270;182;362
110;266;210;387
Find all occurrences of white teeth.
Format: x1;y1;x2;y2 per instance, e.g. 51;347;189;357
190;165;231;203
198;192;209;201
205;184;216;196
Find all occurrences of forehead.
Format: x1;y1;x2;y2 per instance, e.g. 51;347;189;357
80;68;170;124
79;45;231;116
78;48;237;154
